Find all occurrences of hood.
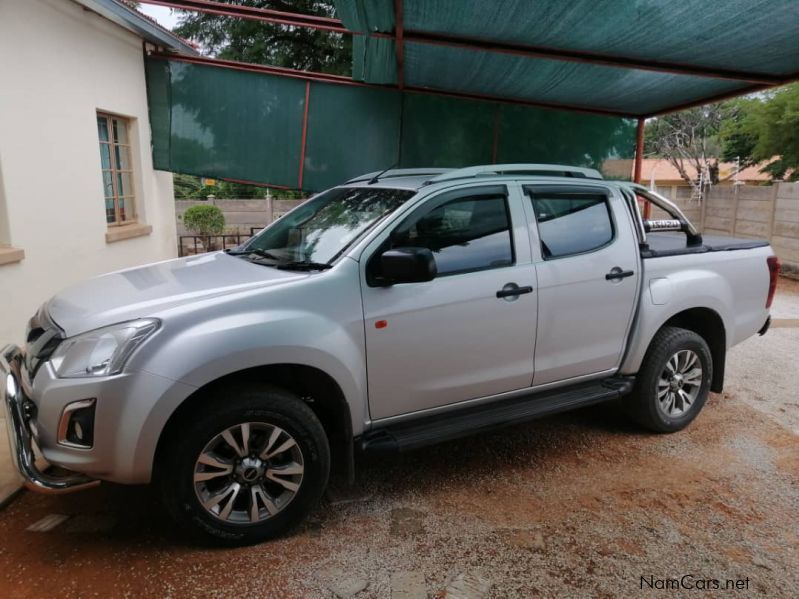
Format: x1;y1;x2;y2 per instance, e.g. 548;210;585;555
47;252;307;336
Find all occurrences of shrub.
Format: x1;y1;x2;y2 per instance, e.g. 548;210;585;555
183;204;225;236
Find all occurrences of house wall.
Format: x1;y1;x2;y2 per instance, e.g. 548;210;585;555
0;0;177;343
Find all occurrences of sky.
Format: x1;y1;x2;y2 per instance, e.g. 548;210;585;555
139;5;180;30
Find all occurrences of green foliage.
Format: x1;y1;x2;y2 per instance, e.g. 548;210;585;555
720;84;799;181
173;173;204;199
173;1;350;75
173;173;305;199
182;204;225;235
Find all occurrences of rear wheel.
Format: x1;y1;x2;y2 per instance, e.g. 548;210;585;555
624;326;712;433
159;386;330;546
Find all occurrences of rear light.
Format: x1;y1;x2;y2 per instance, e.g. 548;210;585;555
766;256;780;308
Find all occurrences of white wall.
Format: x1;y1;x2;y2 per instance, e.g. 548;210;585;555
0;0;177;343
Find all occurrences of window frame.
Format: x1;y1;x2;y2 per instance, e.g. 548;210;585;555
97;112;136;227
366;184;516;285
524;185;617;261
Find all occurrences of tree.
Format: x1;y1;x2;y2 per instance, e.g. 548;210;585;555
720;84;799;181
173;1;350;75
644;104;735;193
172;173;204;199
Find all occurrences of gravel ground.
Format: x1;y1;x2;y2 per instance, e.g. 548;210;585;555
770;276;799;320
0;283;797;598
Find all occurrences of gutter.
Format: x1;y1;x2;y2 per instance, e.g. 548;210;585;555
72;0;199;55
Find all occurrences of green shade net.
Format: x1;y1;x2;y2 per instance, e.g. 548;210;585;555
403;42;745;115
145;0;799;190
336;0;799;116
146;56;635;190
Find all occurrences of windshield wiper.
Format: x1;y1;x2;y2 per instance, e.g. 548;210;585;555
274;261;333;271
227;248;282;261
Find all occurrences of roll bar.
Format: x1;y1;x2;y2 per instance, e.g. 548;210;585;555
625;183;703;247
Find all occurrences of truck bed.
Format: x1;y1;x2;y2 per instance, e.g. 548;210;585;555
641;232;770;258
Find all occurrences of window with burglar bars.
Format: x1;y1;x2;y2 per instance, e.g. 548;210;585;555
97;113;136;225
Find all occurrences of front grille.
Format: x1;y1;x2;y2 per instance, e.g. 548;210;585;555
24;304;63;378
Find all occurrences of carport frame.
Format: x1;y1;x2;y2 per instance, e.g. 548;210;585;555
139;0;799;192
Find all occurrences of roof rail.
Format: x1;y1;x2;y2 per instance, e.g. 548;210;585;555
346;168;453;184
425;164;603;185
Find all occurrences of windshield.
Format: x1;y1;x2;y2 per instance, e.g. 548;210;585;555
239;186;415;267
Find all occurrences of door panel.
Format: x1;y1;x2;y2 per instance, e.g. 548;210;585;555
523;186;640;386
361;185;537;420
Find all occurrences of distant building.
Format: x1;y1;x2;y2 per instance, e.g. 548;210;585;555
0;0;196;343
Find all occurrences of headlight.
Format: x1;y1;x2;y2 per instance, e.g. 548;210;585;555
49;319;159;378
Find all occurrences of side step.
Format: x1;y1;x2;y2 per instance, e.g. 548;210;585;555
361;378;634;453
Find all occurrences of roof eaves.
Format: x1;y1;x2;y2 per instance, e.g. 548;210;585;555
73;0;199;55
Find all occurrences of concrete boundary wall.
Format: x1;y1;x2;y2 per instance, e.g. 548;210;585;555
175;198;303;236
654;183;799;272
176;183;799;272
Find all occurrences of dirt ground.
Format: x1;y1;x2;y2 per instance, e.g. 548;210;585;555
1;285;797;598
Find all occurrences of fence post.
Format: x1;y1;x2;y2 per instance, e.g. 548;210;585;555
731;185;740;236
699;187;708;231
767;183;780;243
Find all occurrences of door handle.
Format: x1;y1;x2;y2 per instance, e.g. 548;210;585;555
496;283;534;299
605;267;635;281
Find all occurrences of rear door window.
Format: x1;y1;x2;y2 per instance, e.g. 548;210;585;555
527;193;614;259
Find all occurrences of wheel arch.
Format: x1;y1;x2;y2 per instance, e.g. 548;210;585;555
153;363;354;483
654;307;727;392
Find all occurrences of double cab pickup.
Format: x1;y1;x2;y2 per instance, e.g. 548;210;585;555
2;164;778;545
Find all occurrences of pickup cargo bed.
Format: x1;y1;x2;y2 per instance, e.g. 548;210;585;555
641;232;770;258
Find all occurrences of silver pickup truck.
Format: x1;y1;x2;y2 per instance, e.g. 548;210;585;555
2;164;778;545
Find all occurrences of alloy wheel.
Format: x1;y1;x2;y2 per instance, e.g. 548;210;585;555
656;349;703;418
193;422;304;524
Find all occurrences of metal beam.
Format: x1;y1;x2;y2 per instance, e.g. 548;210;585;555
298;81;311;189
634;118;645;183
148;51;365;85
394;0;405;89
646;83;774;117
140;0;787;86
402;85;634;118
633;117;652;218
139;0;350;34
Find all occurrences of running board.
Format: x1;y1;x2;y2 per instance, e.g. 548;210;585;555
361;378;634;453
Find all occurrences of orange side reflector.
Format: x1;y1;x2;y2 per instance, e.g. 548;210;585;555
375;320;388;329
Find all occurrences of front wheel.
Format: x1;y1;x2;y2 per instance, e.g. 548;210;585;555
623;326;713;433
158;386;330;546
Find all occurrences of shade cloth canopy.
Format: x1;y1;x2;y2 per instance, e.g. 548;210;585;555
139;0;799;189
337;0;799;116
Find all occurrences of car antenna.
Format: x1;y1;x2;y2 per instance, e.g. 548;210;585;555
368;163;398;185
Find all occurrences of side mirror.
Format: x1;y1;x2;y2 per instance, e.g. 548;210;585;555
380;247;437;284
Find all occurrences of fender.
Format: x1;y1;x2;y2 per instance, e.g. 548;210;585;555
621;267;734;375
119;262;369;483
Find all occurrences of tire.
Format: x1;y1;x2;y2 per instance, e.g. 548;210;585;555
158;385;330;546
623;326;713;433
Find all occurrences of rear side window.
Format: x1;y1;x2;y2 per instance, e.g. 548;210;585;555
529;194;614;259
392;194;514;276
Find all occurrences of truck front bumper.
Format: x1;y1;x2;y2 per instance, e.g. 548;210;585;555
1;344;99;494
